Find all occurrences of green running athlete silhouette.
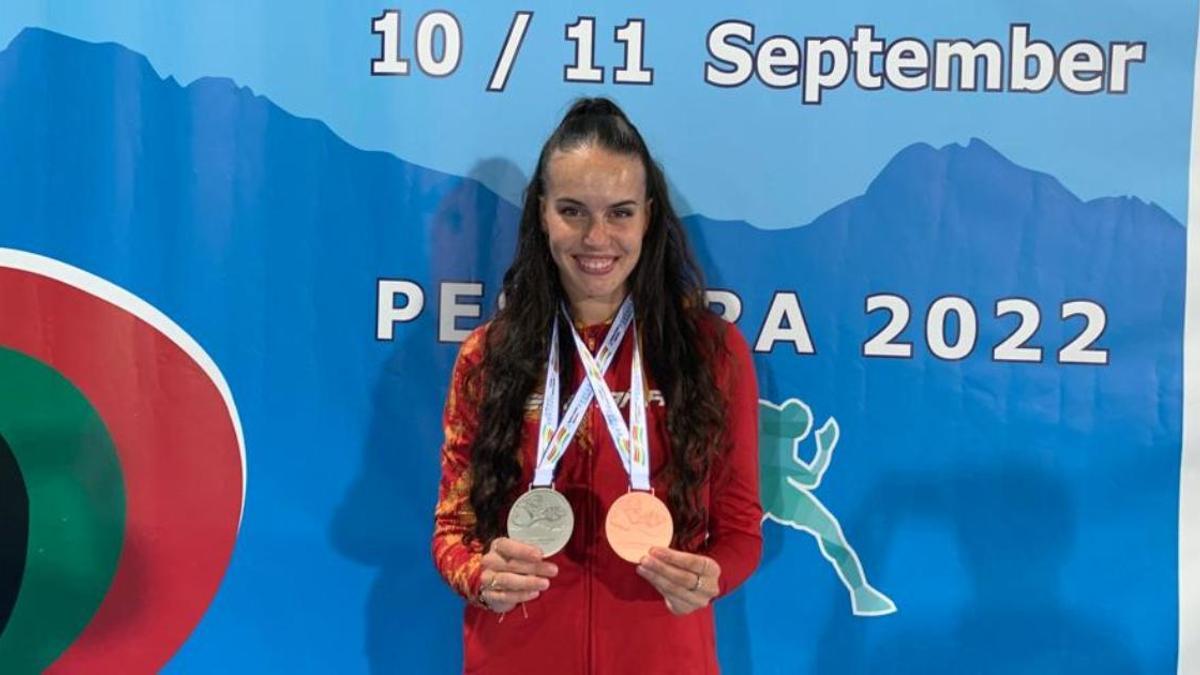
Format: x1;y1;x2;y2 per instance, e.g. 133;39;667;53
759;398;897;617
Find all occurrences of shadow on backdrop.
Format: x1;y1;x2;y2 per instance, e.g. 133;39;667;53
330;158;522;673
811;462;1138;674
678;187;764;675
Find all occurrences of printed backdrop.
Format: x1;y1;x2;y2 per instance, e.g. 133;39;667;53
0;1;1197;673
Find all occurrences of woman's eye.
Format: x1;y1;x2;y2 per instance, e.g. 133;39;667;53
612;209;632;219
560;207;582;217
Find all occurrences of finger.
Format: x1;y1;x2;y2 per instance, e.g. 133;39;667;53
640;554;707;592
479;566;548;594
637;561;699;604
481;588;540;612
480;550;505;573
648;547;713;576
479;557;556;594
491;557;559;579
663;592;693;616
481;591;516;613
636;564;701;613
635;562;679;599
492;571;551;593
642;556;716;603
492;537;547;563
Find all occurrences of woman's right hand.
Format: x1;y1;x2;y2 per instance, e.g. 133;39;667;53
478;537;559;613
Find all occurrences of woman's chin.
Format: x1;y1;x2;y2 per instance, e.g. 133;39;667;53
566;281;627;306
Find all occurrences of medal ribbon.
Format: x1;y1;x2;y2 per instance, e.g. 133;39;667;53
566;307;651;492
533;296;634;486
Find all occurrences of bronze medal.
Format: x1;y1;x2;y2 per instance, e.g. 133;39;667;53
604;490;673;563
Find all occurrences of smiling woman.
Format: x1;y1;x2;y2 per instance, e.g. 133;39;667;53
541;144;649;325
430;98;764;674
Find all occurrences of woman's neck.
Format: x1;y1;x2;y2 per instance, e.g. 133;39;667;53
568;293;626;326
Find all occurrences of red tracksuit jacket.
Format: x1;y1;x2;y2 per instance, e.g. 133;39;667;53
432;312;762;674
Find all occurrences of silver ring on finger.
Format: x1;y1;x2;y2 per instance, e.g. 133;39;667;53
691;573;702;592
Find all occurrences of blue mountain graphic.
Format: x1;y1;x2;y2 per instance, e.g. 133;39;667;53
0;26;1183;675
0;27;519;314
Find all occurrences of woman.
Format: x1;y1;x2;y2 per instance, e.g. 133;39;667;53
432;97;761;674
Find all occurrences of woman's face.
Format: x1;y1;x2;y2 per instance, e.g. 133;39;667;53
540;144;651;316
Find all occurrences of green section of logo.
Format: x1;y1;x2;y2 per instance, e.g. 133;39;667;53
0;347;126;671
759;398;896;617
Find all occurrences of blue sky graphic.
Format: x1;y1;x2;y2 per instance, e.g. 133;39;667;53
0;0;1195;229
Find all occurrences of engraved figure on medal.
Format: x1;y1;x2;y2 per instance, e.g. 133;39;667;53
605;491;673;563
507;487;574;556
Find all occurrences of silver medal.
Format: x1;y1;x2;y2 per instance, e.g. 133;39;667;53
507;487;574;556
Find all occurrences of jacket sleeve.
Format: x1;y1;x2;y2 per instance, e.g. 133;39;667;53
431;327;488;605
703;321;764;597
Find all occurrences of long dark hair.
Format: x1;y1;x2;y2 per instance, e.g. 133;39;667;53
466;97;727;550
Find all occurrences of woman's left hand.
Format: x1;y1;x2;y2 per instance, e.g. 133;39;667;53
636;546;721;616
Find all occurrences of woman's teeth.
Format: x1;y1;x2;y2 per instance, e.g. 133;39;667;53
576;256;616;274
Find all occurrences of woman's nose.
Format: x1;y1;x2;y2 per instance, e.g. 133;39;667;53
582;219;608;247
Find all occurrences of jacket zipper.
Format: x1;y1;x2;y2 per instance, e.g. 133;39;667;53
585;332;596;675
586;404;594;675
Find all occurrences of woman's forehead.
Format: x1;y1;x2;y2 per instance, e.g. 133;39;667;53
543;146;646;201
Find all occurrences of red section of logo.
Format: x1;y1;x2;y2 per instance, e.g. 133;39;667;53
0;266;244;672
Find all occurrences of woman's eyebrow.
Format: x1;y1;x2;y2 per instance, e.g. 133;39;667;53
552;197;640;208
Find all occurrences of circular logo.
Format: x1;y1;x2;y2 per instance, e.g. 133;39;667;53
0;249;245;673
